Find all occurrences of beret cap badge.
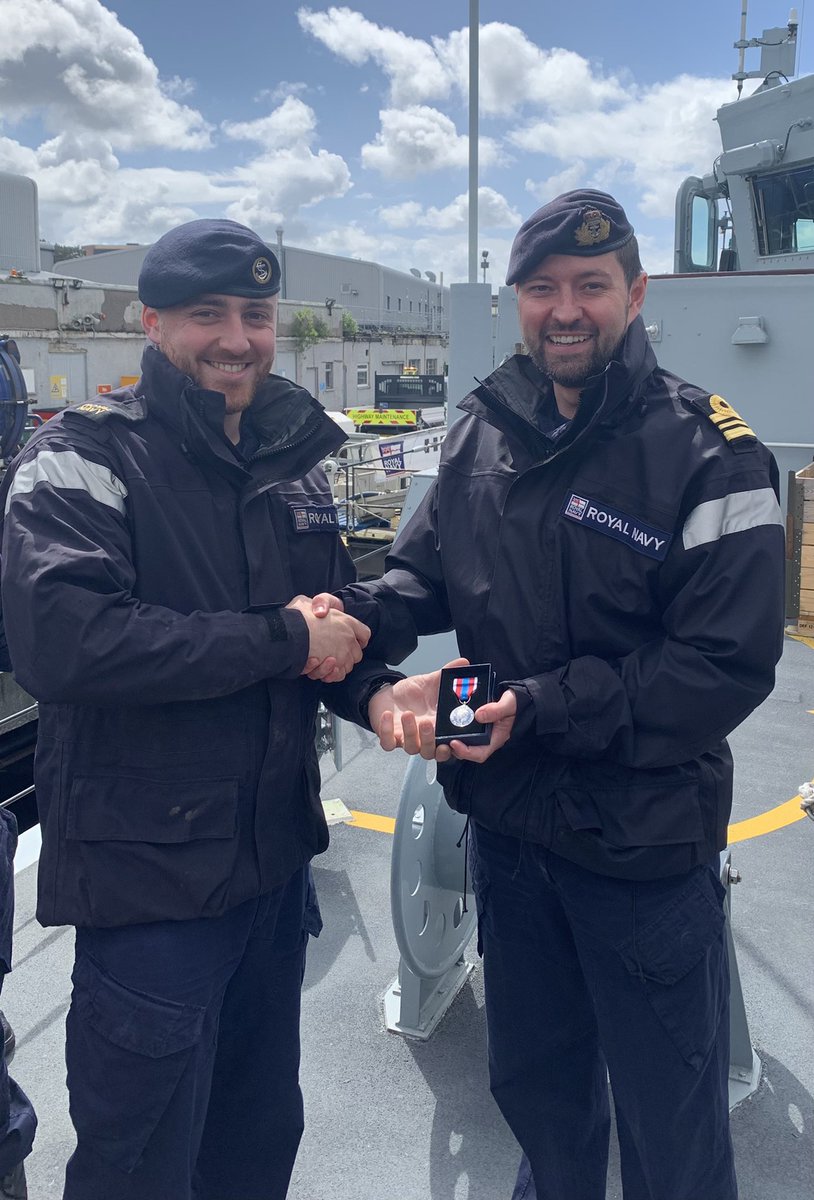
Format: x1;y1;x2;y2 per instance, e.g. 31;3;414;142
252;256;273;285
574;208;611;247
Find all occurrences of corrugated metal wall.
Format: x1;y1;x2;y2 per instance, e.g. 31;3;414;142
0;173;40;273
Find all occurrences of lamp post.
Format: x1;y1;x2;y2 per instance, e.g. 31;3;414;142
480;250;489;284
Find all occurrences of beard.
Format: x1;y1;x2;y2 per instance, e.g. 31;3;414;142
161;342;273;415
525;318;628;390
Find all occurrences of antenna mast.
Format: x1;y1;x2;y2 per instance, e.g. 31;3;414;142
736;1;748;97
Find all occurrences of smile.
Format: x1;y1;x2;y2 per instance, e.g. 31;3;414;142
207;361;250;374
547;334;592;345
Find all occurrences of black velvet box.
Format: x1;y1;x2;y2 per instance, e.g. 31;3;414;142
435;663;495;746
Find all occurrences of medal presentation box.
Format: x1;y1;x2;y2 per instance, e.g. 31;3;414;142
435;664;495;746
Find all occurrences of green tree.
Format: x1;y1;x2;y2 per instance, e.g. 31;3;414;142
341;310;358;337
52;243;83;263
290;308;329;355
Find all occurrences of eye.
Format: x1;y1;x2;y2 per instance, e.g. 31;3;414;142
190;308;218;320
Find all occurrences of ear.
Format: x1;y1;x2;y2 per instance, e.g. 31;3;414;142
141;305;161;345
627;273;648;324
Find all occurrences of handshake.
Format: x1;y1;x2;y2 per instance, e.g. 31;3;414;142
285;593;367;684
284;595;519;766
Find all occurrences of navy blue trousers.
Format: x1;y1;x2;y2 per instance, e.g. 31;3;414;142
63;866;315;1200
0;809;36;1178
469;823;736;1200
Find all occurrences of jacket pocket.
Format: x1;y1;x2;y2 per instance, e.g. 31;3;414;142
557;775;705;847
66;775;238;842
67;953;206;1172
617;868;727;1069
63;777;240;924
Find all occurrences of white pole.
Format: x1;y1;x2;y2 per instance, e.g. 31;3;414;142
468;0;479;283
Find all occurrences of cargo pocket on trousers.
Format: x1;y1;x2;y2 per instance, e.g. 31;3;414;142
66;952;206;1173
618;870;727;1071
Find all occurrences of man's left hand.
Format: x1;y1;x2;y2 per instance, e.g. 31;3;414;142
369;659;517;763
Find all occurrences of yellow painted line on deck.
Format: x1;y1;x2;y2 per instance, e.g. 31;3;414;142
727;788;811;843
346;636;813;843
347;809;396;834
346;781;814;845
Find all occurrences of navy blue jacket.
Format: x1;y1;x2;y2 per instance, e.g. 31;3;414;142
0;347;395;927
341;319;786;878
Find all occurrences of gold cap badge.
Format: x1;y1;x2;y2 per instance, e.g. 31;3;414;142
574;208;611;247
251;256;272;285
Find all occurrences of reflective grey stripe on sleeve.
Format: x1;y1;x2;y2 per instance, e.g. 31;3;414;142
4;449;128;516
682;487;783;550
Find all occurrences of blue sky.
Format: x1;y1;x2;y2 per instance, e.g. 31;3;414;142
1;1;810;283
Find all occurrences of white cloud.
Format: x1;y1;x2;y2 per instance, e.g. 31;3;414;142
298;6;450;106
362;106;501;179
379;201;425;228
510;75;730;218
0;0;212;150
380;187;521;230
299;11;628;118
433;24;629;117
228;146;352;226
222;97;317;149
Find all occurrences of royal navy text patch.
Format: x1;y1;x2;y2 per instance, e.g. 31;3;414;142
561;493;671;560
289;504;339;533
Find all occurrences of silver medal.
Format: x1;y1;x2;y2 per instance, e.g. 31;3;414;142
450;703;475;728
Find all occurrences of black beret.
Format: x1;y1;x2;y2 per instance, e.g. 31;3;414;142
506;190;634;285
138;218;281;308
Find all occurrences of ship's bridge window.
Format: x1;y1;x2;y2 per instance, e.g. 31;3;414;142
752;163;814;256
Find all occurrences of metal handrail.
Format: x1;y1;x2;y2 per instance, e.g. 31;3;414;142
0;785;34;810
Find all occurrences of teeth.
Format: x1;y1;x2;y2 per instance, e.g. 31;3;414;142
210;361;248;373
549;335;591;345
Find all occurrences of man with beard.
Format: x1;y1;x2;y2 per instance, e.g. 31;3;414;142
320;191;785;1198
0;219;398;1200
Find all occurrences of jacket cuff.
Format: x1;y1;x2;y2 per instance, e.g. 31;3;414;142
502;672;569;736
259;607;310;679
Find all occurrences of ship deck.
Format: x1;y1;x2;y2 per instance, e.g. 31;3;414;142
5;634;814;1199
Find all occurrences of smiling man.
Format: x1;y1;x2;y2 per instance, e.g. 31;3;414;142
0;219;400;1200
325;191;786;1199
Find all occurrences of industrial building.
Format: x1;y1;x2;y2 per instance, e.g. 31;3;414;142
0;171;449;416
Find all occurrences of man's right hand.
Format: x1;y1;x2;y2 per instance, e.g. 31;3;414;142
285;595;369;682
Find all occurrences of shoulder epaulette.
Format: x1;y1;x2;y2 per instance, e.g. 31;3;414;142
687;393;758;451
64;393;146;425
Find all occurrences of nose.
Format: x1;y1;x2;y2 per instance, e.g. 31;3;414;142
217;313;251;356
550;288;583;326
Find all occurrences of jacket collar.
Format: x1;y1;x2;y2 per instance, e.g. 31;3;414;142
462;316;658;459
137;346;346;484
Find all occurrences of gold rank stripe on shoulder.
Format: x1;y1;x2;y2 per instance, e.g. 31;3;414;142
706;394;756;442
75;403;112;415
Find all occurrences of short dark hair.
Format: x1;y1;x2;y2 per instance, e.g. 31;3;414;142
616;235;643;288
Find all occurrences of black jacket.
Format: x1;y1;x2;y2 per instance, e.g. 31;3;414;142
0;347;396;926
341;319;785;878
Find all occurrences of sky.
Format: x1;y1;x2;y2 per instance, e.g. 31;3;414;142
1;0;811;284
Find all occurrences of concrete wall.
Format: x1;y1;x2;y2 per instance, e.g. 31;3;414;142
1;277;447;414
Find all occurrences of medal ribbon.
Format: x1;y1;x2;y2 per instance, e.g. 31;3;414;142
453;676;476;702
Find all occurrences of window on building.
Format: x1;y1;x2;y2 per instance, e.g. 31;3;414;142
397;298;402;311
409;300;413;313
426;358;437;374
386;295;391;309
324;362;334;390
408;359;421;372
356;363;369;387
